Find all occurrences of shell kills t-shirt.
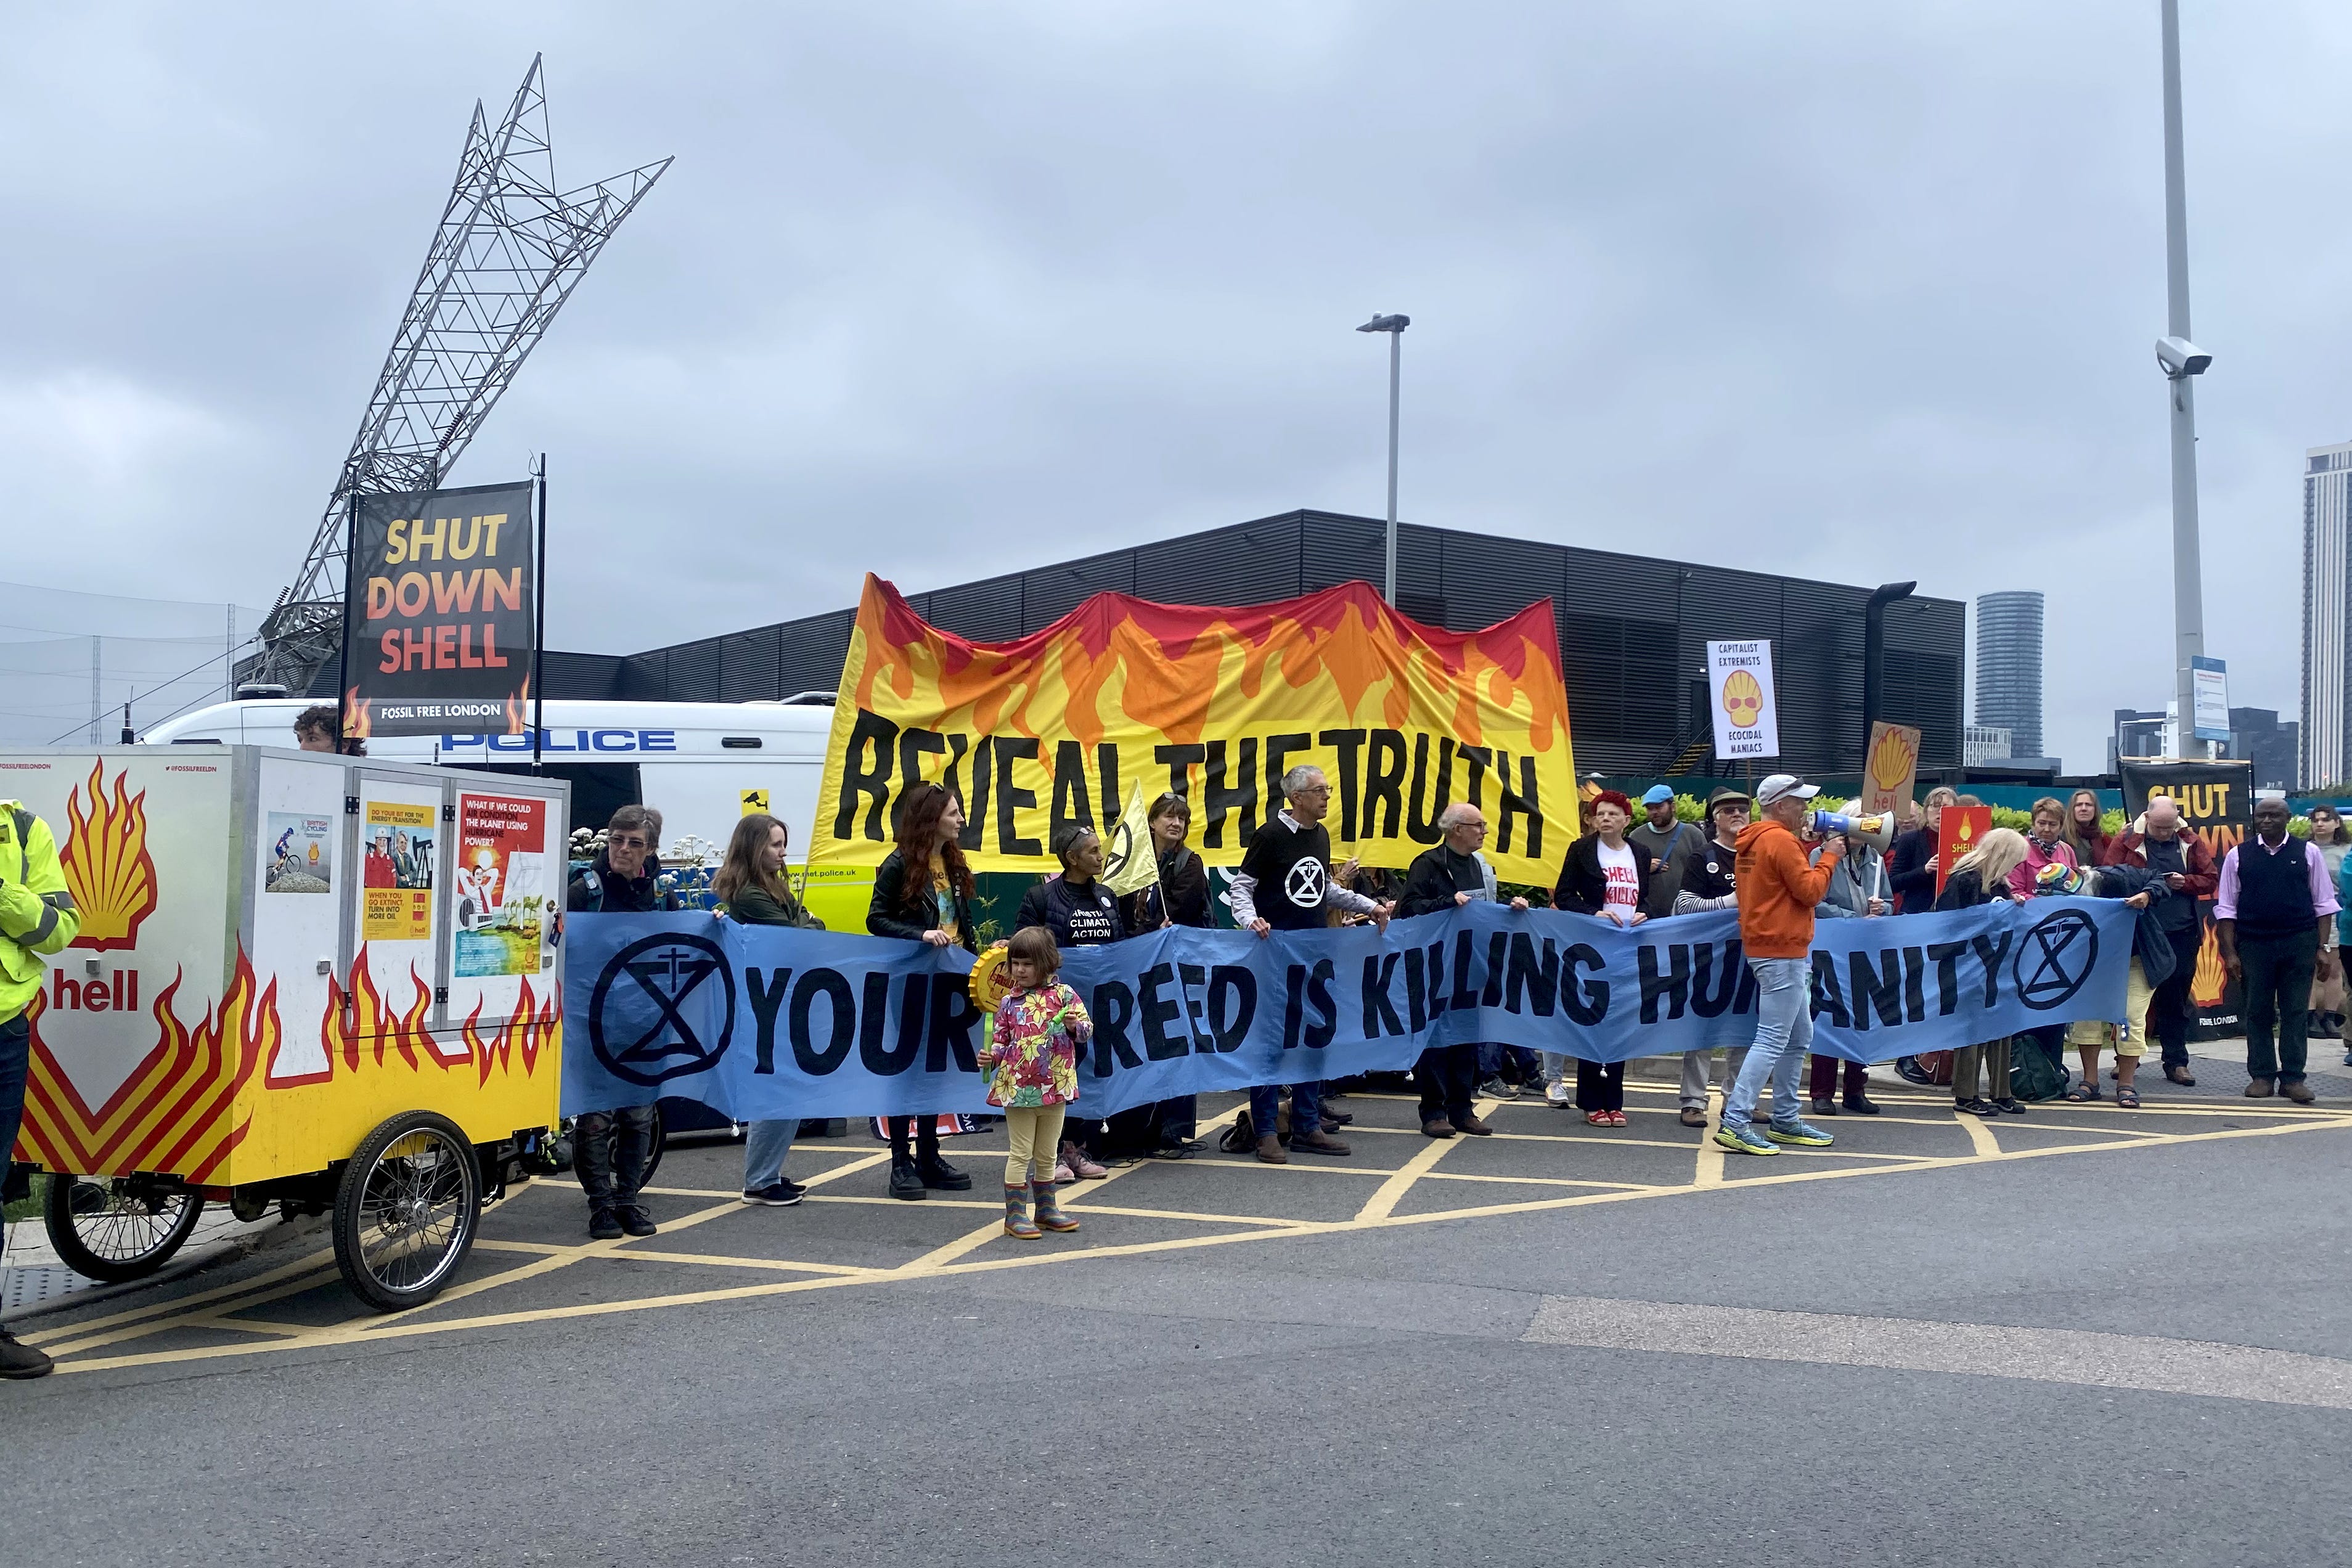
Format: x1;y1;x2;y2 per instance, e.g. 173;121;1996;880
1596;840;1640;919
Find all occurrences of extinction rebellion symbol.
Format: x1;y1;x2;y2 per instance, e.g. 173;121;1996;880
2012;909;2098;1012
589;931;738;1085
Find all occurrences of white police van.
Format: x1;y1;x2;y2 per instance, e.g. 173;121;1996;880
141;696;859;919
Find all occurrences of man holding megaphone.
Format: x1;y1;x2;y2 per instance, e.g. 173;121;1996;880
1717;775;1847;1157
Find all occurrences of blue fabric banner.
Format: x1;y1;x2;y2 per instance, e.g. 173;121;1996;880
560;899;2137;1120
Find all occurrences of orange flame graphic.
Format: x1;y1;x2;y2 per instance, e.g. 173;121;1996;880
271;945;554;1088
462;975;557;1086
503;674;533;737
342;690;373;742
60;761;158;952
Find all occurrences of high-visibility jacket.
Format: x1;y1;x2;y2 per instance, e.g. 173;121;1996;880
1;802;79;1023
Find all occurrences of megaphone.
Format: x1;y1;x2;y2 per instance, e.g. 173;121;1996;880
1810;809;1895;853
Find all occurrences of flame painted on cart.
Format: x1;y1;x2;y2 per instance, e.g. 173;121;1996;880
17;950;274;1183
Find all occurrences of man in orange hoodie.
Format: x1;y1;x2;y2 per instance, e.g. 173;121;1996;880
1715;774;1845;1156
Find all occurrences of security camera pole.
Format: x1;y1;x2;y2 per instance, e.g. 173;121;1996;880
2158;0;2211;760
1358;314;1410;602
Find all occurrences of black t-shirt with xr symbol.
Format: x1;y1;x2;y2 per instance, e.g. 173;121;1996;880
1241;816;1333;931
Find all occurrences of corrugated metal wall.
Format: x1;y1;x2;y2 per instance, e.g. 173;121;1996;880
539;508;1964;777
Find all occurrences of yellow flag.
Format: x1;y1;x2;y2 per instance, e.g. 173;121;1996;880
1101;782;1162;898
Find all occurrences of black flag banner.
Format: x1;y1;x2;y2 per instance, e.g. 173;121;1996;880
2120;758;2253;1039
340;481;538;738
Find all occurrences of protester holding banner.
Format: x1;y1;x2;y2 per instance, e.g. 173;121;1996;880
1805;829;1885;1117
866;782;979;1198
982;927;1087;1240
566;803;678;1240
2100;797;2215;1086
1715;775;1841;1154
1886;786;1956;917
1669;787;1750;1127
1116;793;1214;1158
1019;825;1129;1174
1231;764;1389;1162
1935;829;2030;1117
2215;796;2340;1103
1554;791;1653;1126
1399;804;1528;1138
717;814;826;1207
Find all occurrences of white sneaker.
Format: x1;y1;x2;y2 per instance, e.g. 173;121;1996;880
1545;1080;1570;1107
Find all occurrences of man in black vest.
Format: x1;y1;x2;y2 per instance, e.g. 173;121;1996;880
2216;795;2340;1102
1231;763;1391;1162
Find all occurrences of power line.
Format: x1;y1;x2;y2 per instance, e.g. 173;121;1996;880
43;633;261;745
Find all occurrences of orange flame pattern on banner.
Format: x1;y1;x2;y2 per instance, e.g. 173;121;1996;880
14;952;274;1184
852;576;1567;753
59;761;158;952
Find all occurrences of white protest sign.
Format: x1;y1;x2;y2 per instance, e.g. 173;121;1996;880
1707;639;1779;759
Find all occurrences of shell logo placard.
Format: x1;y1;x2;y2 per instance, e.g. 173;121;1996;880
60;761;158;952
1705;640;1779;759
1861;722;1922;815
1720;670;1762;727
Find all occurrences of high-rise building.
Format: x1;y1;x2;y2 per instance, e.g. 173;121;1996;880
2110;706;2168;772
2227;706;2300;791
2301;440;2352;786
1964;725;2013;766
1975;591;2044;762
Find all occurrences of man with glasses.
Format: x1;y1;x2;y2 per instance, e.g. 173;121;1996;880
1397;802;1530;1138
565;803;678;1240
1231;764;1391;1162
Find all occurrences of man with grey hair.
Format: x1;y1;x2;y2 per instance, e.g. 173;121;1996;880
1397;802;1529;1137
565;802;678;1239
1231;764;1392;1162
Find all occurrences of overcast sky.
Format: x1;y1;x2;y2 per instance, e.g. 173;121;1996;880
4;2;2345;770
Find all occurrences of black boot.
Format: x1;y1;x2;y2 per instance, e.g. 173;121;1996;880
916;1148;972;1191
587;1203;623;1241
1;1325;55;1380
888;1156;927;1201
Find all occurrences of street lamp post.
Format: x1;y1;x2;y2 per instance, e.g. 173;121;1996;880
1357;313;1409;602
2158;0;2213;759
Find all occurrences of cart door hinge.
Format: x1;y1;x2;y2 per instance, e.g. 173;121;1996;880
442;804;457;822
435;986;449;1004
345;796;361;814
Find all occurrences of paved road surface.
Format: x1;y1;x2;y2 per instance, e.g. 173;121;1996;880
9;1076;2351;1567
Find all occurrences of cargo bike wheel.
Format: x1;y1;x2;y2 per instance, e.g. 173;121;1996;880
43;1174;206;1283
333;1110;483;1312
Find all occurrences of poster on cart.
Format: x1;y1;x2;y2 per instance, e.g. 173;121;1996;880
446;788;557;1031
353;778;444;1029
263;811;334;894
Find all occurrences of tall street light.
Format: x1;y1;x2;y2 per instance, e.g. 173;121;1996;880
2158;0;2213;759
1358;313;1410;602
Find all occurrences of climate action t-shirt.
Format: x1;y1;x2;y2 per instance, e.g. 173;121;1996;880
1240;815;1333;932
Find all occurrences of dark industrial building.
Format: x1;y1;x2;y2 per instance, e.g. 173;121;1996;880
385;510;1965;778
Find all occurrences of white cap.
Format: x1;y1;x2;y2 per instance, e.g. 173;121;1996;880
1755;774;1818;806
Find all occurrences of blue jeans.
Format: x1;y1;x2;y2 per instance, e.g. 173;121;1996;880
743;1119;798;1189
0;1011;27;1252
1724;958;1811;1132
1479;1042;1541;1083
1252;1079;1320;1141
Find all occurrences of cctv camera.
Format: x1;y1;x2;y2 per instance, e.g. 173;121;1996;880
2155;336;2211;377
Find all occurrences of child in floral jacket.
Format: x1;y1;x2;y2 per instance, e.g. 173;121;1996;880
983;926;1091;1239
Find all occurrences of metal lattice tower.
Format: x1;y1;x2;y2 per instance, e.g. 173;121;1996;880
251;55;671;690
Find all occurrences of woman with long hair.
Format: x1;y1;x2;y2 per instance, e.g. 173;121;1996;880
2064;788;2113;869
1937;827;2031;1118
866;782;978;1200
1553;790;1652;1127
718;814;823;1206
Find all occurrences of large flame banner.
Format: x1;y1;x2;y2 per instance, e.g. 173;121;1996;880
810;576;1577;885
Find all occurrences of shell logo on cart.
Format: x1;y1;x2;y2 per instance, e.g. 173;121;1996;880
59;761;158;952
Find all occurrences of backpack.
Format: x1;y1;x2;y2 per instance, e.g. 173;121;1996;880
2006;1033;2072;1102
